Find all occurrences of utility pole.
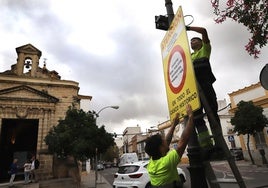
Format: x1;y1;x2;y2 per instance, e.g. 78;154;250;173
155;0;174;31
95;148;98;188
164;0;174;25
184;117;209;188
155;1;209;187
155;1;246;187
93;105;119;188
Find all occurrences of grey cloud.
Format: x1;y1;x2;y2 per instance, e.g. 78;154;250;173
1;1;268;134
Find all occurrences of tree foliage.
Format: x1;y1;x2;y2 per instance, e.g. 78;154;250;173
102;145;119;162
231;100;268;134
211;0;268;58
231;100;267;164
44;107;115;161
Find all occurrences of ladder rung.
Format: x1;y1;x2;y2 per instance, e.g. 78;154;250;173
211;178;237;183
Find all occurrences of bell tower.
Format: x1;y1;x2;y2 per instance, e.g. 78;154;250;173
15;44;42;77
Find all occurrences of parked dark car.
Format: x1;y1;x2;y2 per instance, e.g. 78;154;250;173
230;147;244;160
104;162;112;168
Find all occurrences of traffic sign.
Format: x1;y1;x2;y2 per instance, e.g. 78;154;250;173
228;135;234;142
161;6;200;120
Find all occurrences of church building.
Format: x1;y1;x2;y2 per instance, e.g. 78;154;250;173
0;44;91;182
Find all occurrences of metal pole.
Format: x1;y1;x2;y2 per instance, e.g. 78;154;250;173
161;1;211;187
157;1;246;187
95;148;98;187
186;117;209;188
165;0;174;25
259;149;268;167
93;106;118;187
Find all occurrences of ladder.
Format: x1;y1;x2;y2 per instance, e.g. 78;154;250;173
186;82;246;188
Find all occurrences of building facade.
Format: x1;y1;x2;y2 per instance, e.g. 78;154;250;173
128;99;236;163
116;83;268;165
122;126;141;153
228;82;268;163
0;44;91;182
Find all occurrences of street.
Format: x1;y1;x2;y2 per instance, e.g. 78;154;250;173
100;160;268;188
179;161;268;188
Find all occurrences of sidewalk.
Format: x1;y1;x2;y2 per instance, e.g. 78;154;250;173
81;170;111;188
1;160;267;188
0;170;111;188
0;181;39;188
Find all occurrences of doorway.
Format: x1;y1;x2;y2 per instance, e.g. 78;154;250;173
0;119;39;182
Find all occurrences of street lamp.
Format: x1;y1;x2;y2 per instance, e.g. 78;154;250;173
95;105;119;118
94;105;119;187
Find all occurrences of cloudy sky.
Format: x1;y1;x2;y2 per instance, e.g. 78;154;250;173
0;0;267;135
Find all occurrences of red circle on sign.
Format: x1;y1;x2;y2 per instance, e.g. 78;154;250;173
167;45;187;94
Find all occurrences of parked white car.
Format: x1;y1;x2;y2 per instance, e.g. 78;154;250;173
113;161;186;188
97;163;104;170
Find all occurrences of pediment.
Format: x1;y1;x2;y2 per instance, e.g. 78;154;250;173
0;85;59;103
16;44;42;57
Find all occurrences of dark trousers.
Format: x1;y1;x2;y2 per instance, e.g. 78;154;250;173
30;170;37;182
194;81;220;133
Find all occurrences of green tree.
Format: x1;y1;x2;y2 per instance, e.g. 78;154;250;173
102;145;119;162
231;100;268;164
44;106;115;161
211;0;268;58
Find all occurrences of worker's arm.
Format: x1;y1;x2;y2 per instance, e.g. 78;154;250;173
186;26;210;44
176;105;194;157
166;113;180;146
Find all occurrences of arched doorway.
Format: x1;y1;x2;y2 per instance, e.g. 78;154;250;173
0;119;39;182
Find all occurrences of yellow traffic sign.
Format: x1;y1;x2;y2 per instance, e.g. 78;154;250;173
161;6;200;120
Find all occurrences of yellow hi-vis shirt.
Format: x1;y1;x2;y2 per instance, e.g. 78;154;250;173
191;42;211;61
147;149;181;186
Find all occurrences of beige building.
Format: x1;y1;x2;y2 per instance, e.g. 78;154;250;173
116;83;268;165
122;126;141;153
228;82;268;162
117;99;244;164
0;44;91;182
